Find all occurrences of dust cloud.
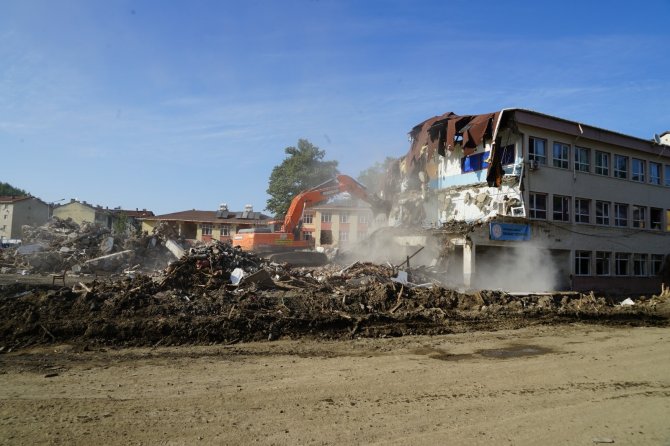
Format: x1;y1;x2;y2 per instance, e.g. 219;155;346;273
473;243;561;292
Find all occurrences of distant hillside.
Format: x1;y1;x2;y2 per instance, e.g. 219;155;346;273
0;182;28;196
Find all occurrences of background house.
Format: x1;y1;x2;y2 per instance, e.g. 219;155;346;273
300;197;388;249
0;195;49;242
52;199;153;233
141;204;271;243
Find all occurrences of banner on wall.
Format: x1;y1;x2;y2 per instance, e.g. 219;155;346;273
489;222;531;241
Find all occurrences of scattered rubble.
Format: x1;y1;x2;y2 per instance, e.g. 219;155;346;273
1;242;668;351
0;218;182;276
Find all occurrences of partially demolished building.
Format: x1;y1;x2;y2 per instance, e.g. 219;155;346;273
392;109;670;294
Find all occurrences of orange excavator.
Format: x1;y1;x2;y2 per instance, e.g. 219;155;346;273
233;174;390;266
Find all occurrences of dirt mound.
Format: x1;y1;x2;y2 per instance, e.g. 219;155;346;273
1;251;668;351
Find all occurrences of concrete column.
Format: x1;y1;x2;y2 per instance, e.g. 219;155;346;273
463;240;475;288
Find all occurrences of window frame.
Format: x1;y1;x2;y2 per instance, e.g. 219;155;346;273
552;142;570;169
595;251;611;276
651;254;664;275
220;225;230;236
302;212;313;224
613;155;628;179
358;214;369;224
595;151;610;176
633;253;648;276
574;146;590;172
614;203;628;227
632;205;646;229
575;250;591;276
338;230;348;242
574;198;590;224
528;137;547;165
552;195;571;222
615;253;630;276
321;212;332;223
631;158;645;182
650;208;662;230
339;213;349;224
529;192;547;220
201;224;212;236
665;165;670;187
649;162;661;185
595;201;610;226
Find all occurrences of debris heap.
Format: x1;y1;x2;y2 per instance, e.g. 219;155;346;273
1;243;669;351
0;218;179;275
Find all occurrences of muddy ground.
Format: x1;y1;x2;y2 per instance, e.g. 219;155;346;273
1;324;669;445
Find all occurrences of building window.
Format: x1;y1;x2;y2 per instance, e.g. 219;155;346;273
595;201;610;226
529;137;547;165
358;214;369;224
303;232;312;241
665;165;670;187
595;151;610;176
529;192;547;219
650;208;662;230
614;203;628;227
615;253;630;276
552;195;570;222
357;230;367;240
631;158;645;182
201;224;212;236
633;254;647;276
339;230;348;242
500;144;516;165
575;251;591;276
321;213;331;223
632;205;646;228
302;212;313;224
595;251;611;276
552;142;569;169
461;152;490;173
220;225;230;236
614;155;628;179
339;213;349;223
574;146;590;172
649;162;661;185
651;255;665;275
575;198;590;223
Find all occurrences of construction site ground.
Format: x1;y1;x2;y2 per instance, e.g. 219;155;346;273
1;324;669;445
2;234;670;444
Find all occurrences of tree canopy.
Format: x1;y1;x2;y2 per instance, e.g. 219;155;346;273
0;182;28;196
357;156;397;195
266;139;339;218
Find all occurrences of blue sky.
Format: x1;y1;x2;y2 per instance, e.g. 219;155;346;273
2;0;669;215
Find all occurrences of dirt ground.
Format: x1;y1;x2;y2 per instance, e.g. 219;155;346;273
1;324;669;445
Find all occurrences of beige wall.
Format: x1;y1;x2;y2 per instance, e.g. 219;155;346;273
53;202;110;227
0;198;49;240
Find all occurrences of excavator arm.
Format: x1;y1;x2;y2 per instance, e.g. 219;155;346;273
281;175;390;234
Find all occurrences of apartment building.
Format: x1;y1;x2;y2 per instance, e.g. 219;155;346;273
397;109;670;293
0;195;49;241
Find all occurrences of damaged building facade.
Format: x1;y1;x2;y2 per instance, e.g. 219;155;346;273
393;109;670;294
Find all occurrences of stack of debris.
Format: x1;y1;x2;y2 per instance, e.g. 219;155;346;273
1;234;669;351
0;218;180;275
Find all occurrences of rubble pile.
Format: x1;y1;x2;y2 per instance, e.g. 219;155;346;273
1;246;668;351
0;218;178;275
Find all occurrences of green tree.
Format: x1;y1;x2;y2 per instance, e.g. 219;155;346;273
0;182;28;196
357;156;397;195
266;139;339;218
